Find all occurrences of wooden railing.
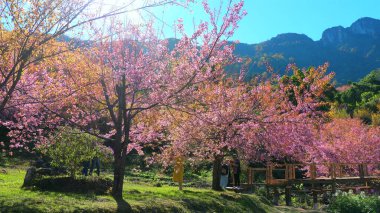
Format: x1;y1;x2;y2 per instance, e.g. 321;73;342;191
248;162;380;185
246;162;380;208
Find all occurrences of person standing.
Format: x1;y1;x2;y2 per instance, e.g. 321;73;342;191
220;162;229;189
228;159;234;187
82;160;90;176
89;157;100;176
233;155;241;188
173;155;184;190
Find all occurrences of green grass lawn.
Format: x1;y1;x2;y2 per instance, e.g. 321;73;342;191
0;168;279;213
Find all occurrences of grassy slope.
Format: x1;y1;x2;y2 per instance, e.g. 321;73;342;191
0;168;278;213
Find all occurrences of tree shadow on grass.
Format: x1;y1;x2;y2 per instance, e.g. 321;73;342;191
180;190;270;213
114;196;133;213
13;189;133;212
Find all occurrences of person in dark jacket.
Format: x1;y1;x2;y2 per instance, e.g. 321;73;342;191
89;157;100;176
227;159;234;187
233;155;241;187
82;160;90;176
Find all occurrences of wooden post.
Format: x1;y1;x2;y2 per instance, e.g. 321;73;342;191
291;165;295;179
330;163;336;195
286;164;295;180
310;163;316;179
359;164;364;179
285;186;292;206
266;164;272;200
337;164;342;178
252;169;256;192
273;187;279;205
285;164;296;180
312;187;318;210
266;164;273;185
363;164;368;177
285;164;289;180
332;181;336;195
248;168;252;184
285;165;293;206
331;163;336;180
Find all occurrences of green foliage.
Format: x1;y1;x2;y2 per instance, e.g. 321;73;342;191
31;176;113;195
354;109;373;124
38;127;112;177
339;88;361;106
371;113;380;126
328;191;380;213
360;69;380;85
335;69;380;124
330;108;351;119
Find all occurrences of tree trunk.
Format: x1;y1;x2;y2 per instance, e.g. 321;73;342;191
212;155;223;191
112;153;126;199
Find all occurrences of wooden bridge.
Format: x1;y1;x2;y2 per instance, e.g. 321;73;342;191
244;163;380;208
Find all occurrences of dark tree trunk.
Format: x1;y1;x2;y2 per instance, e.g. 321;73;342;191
212;155;223;191
112;77;128;200
111;151;132;212
112;152;126;199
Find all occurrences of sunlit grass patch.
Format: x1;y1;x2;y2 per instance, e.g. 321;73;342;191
0;168;277;212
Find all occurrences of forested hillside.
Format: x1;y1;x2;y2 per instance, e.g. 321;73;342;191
232;17;380;84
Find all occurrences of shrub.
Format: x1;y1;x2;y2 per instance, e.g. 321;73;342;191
372;113;380;126
354;109;372;124
30;176;113;195
330;108;350;119
328;191;380;213
38;127;112;177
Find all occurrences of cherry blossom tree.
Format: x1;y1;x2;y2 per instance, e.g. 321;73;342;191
0;0;185;149
0;0;184;156
162;79;252;190
160;64;335;190
312;118;380;164
10;0;247;199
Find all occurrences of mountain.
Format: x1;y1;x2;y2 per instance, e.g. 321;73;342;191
60;17;380;84
234;17;380;84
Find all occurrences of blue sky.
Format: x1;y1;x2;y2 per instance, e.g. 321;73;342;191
150;0;380;44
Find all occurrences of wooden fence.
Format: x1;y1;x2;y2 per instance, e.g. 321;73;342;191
246;163;380;208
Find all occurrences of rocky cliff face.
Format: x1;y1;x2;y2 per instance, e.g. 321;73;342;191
321;26;348;45
349;17;380;37
321;17;380;45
